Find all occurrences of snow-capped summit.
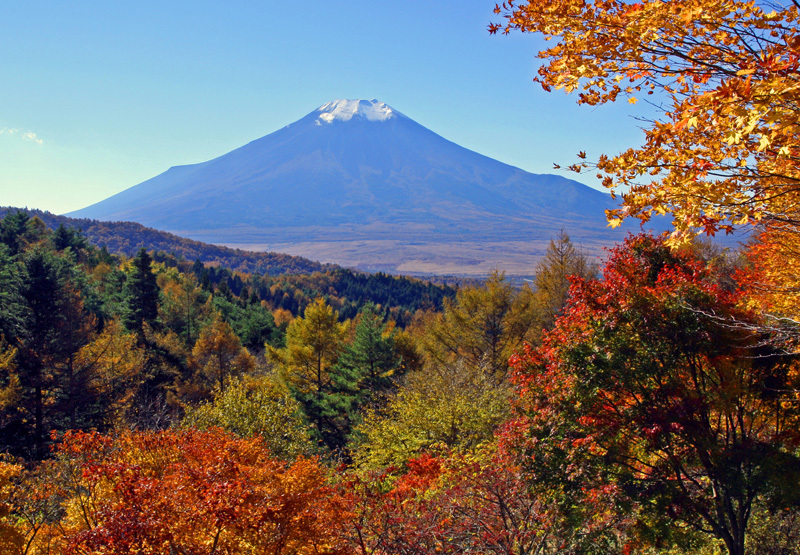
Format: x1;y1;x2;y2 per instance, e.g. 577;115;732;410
315;99;400;124
68;98;642;275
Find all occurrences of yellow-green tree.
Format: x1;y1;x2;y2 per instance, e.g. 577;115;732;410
158;270;212;348
66;320;146;430
416;271;537;377
352;359;512;470
181;375;314;460
533;231;597;331
267;298;348;450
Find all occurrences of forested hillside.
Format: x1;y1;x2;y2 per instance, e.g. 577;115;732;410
0;207;334;275
2;209;800;553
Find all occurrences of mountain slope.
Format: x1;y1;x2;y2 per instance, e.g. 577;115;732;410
1;208;334;276
69;99;643;275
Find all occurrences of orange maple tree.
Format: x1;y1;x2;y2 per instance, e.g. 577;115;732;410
55;428;347;555
492;0;800;242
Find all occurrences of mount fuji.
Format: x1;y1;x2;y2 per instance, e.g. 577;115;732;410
68;99;641;275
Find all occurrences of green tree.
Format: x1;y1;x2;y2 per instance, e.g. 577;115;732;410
121;249;160;337
50;224;88;253
333;304;401;409
0;211;39;256
236;303;283;352
0;245;25;341
316;304;404;452
211;294;283;352
12;248;95;457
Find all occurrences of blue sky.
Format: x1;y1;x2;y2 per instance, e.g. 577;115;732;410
2;1;651;215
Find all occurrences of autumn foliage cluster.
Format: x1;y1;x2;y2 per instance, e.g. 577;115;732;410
2;207;799;554
492;0;800;329
4;1;800;553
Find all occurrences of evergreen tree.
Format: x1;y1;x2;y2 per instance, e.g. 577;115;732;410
0;245;25;341
332;304;401;411
215;278;233;301
11;248;94;457
323;304;402;452
0;211;34;256
122;248;160;336
237;304;282;352
50;223;88;252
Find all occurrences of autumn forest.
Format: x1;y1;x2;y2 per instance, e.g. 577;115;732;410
5;0;800;554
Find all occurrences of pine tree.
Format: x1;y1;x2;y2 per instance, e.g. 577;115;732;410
321;304;402;452
267;298;348;452
332;304;400;410
122;249;160;337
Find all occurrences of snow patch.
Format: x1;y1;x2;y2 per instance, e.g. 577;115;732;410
316;99;399;124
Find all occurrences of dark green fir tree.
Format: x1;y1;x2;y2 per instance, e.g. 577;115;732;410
122;248;160;336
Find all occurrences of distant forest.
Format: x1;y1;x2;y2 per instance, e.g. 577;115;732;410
0;207;333;275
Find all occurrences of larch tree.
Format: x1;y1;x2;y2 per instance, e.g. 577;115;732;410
417;271;538;378
532;230;597;331
267;298;348;452
191;316;256;395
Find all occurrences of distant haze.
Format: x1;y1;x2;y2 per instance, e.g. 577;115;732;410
69;99;650;276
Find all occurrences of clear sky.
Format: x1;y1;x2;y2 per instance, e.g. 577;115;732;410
2;1;652;215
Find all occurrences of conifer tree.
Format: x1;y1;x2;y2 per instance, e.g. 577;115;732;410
267;298;348;452
50;224;87;252
532;231;597;331
0;245;25;341
12;248;94;457
122;249;160;337
321;304;402;451
332;304;401;412
191;316;255;395
0;211;34;256
418;271;537;378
